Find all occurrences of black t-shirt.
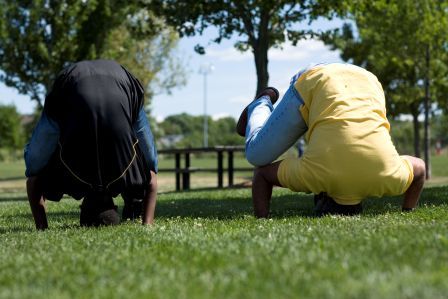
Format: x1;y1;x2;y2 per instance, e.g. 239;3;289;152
44;59;148;198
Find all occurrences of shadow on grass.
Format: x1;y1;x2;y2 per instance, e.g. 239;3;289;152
0;226;35;234
0;210;81;234
157;185;448;219
0;176;25;182
156;192;316;219
362;186;448;215
0;195;28;203
2;186;446;233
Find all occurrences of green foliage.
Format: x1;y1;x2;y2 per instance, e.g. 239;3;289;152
389;120;416;155
158;113;244;148
433;113;448;146
0;0;130;106
0;1;185;108
102;13;187;102
389;115;448;156
322;0;448;157
0;104;24;151
323;0;448;113
149;0;344;94
1;186;448;298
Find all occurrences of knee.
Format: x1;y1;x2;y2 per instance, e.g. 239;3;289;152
413;158;426;180
246;150;271;167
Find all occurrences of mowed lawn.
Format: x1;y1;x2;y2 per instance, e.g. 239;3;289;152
0;155;448;298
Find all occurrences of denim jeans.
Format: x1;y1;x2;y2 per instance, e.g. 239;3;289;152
24;108;158;177
245;84;308;166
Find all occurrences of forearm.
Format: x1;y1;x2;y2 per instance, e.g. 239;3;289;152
26;177;48;230
402;156;426;210
142;171;157;225
403;175;425;209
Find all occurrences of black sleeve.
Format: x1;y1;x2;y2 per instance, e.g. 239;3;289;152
120;65;145;124
43;65;73;121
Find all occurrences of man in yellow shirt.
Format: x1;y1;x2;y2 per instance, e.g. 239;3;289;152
236;63;425;217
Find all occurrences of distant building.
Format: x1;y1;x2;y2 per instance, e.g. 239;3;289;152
160;134;183;148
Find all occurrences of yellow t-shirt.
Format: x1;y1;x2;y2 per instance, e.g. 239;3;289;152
277;64;413;205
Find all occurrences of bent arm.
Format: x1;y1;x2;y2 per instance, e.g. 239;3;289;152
402;156;426;210
142;171;157;225
27;176;48;230
24;111;59;177
133;109;158;173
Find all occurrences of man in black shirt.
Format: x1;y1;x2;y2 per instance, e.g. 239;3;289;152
25;60;158;229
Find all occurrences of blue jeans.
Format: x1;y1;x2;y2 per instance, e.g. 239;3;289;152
245;84;308;166
24;108;158;177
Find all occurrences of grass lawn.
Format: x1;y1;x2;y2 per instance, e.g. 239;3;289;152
1;188;448;298
1;155;448;298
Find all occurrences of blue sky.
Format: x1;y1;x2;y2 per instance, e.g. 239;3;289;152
0;18;345;120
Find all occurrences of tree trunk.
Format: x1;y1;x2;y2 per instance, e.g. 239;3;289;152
253;44;269;97
424;44;431;179
411;109;421;158
412;109;421;158
252;9;270;97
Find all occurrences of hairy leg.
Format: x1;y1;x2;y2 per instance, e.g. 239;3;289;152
252;161;283;218
26;176;48;230
142;170;157;225
402;156;426;210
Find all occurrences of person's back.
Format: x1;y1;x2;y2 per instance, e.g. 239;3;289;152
45;59;147;196
25;60;158;229
286;64;413;204
236;62;425;218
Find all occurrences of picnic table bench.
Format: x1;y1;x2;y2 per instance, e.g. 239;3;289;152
158;146;253;191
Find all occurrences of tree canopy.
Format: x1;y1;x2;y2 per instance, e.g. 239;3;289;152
0;104;24;151
322;0;448;159
149;0;344;96
158;113;243;148
0;0;185;109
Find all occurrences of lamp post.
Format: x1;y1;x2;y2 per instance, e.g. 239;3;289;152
199;63;214;148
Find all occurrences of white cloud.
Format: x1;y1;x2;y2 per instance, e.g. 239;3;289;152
205;39;340;63
206;47;252;62
155;115;165;122
229;95;252;105
270;39;340;62
212;113;231;120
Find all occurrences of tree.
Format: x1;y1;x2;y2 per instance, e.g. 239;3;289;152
0;0;186;109
0;0;131;107
158;113;244;148
0;104;24;151
149;0;344;96
322;0;448;177
432;113;448;149
102;11;187;101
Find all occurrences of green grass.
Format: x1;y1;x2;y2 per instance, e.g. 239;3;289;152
0;160;25;180
1;187;448;299
1;155;448;298
431;154;448;177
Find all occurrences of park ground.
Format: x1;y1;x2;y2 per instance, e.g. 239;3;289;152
0;154;447;298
